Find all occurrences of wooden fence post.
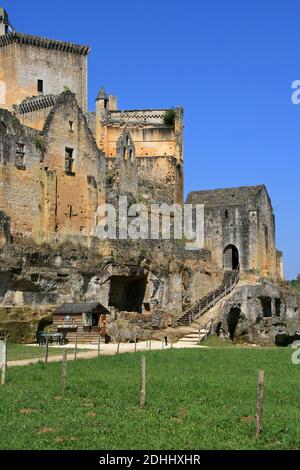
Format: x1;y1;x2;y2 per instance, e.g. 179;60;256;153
256;369;265;437
149;339;151;351
140;356;146;409
117;341;120;355
98;336;101;357
74;334;78;361
61;349;68;392
134;336;137;353
44;337;49;364
1;337;7;385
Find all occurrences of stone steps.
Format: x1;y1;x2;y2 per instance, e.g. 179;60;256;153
177;330;209;346
177;270;239;326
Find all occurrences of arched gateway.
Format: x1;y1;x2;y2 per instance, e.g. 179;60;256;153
223;245;239;271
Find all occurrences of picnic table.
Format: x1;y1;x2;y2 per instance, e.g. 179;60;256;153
37;332;67;346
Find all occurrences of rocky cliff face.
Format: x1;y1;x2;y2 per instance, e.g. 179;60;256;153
0;239;216;343
0;240;106;341
216;279;300;345
1;238;297;346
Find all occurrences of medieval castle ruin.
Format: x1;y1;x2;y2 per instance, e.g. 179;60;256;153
0;7;299;346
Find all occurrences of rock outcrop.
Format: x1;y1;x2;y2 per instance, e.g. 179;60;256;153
216;279;300;345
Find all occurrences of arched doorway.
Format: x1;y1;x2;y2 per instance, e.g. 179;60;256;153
223;245;239;271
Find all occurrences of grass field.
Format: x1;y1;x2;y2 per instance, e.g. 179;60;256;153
1;347;300;450
7;344;83;361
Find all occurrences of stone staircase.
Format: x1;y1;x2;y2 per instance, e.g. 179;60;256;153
176;269;240;326
175;325;211;348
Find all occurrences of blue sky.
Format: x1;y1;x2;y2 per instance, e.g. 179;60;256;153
4;0;300;279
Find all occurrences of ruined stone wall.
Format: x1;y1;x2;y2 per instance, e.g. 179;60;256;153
199;204;251;271
14;96;58;131
0;38;88;111
187;186;280;277
17;106;52;131
96;107;183;162
254;189;277;277
0;93;106;244
137;156;183;205
105;149;183;207
105;125;177;158
40;92;106;242
0;108;42;236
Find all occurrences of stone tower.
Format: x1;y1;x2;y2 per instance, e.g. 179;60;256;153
0;8;9;36
0;8;90;111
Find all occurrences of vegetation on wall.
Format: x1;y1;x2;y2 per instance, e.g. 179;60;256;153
290;274;300;292
163;109;176;126
34;134;45;152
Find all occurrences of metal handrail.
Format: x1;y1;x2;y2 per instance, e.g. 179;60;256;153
178;268;240;326
199;318;214;343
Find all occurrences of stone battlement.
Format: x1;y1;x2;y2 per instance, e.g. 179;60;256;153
0;31;90;55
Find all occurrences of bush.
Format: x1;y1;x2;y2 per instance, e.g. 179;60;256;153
163;109;176;126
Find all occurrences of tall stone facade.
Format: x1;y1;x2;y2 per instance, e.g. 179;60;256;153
0;8;294;346
187;186;283;279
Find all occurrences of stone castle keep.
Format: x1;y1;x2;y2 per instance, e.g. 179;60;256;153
0;8;298;346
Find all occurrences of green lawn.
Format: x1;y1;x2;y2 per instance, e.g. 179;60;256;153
7;344;82;361
1;347;300;450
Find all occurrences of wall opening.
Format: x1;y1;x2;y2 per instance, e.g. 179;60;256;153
227;307;241;340
177;164;182;178
37;79;44;93
275;298;281;317
65;147;74;174
223;244;239;270
0;121;6;134
15;143;25;169
109;275;147;313
260;297;272;317
264;225;269;253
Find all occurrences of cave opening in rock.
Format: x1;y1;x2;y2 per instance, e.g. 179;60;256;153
108;275;147;313
227;307;241;340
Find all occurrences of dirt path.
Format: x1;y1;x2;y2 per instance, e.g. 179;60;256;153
8;350;101;367
8;340;206;367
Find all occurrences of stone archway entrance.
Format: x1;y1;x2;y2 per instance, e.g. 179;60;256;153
223;245;239;271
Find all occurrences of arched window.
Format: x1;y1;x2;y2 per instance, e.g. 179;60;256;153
116;130;135;161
